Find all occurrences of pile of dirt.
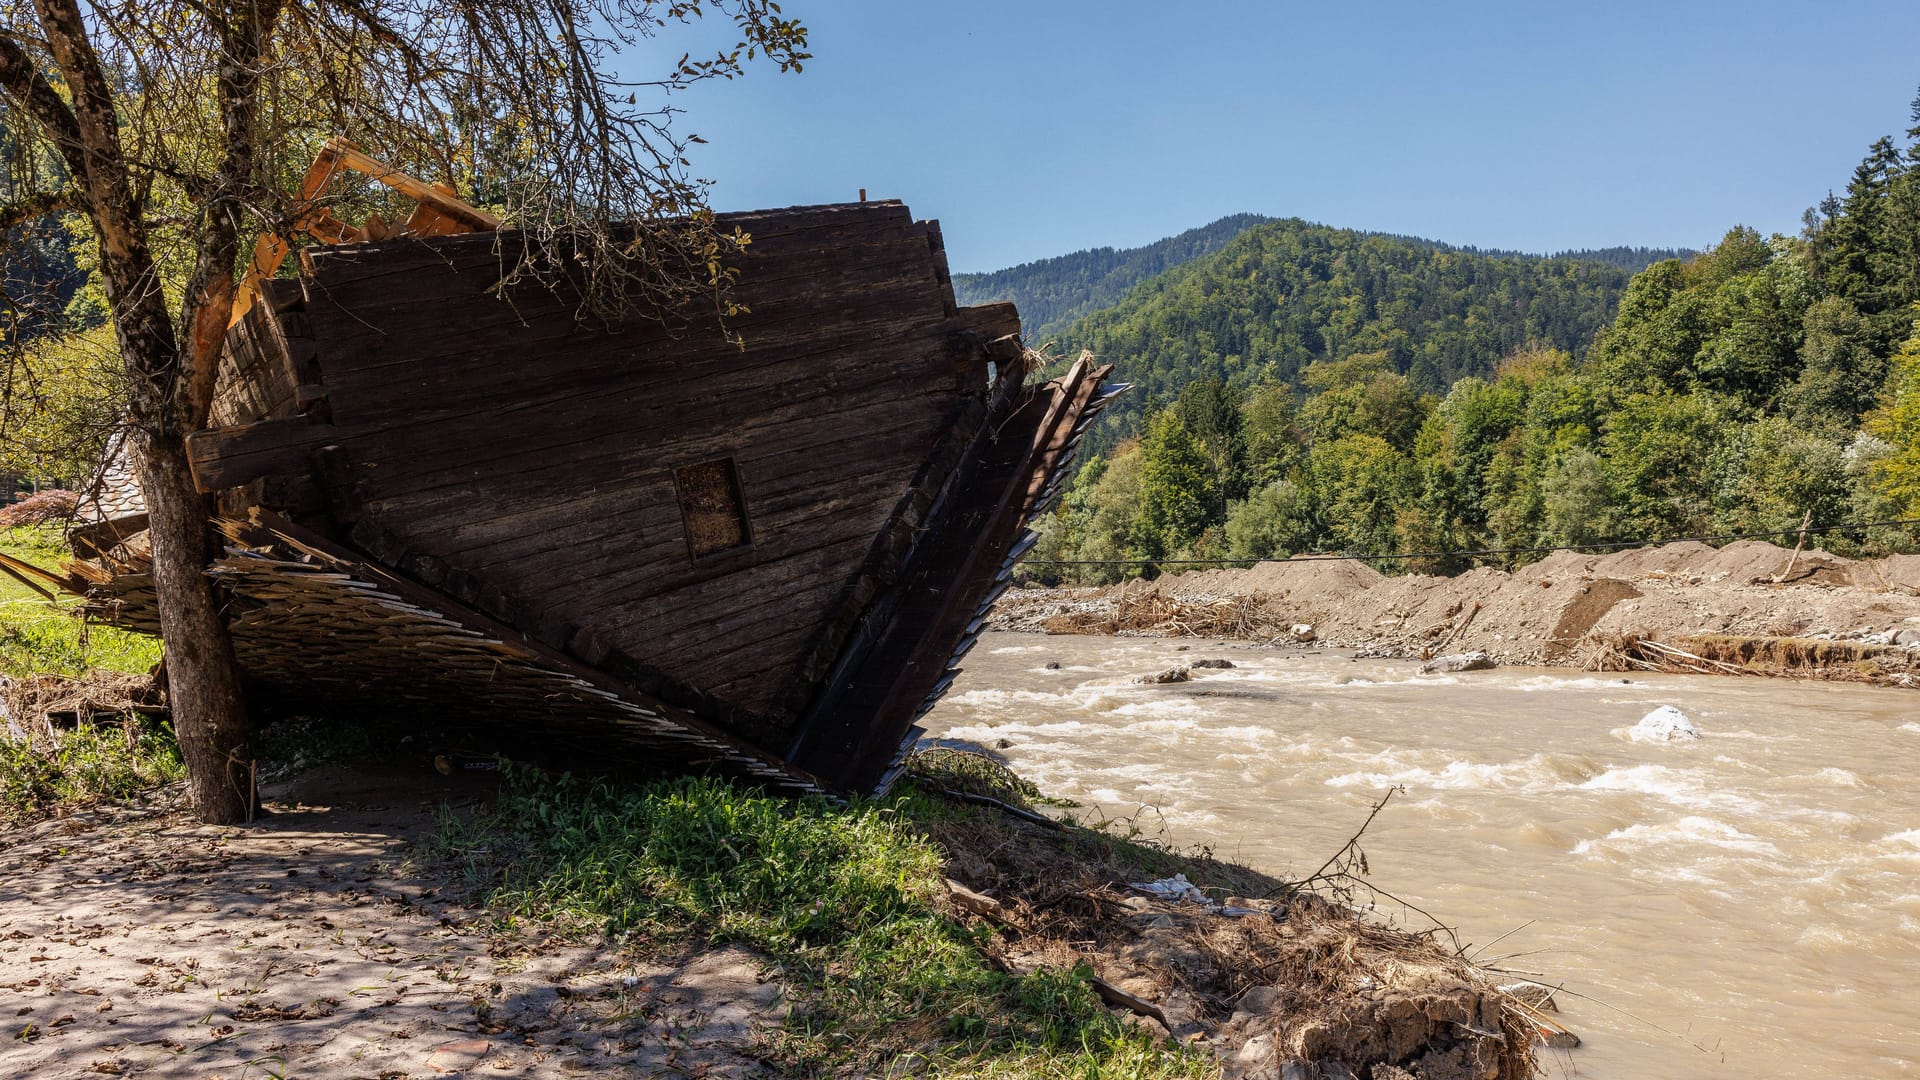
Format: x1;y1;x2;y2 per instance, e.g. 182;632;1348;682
997;541;1920;685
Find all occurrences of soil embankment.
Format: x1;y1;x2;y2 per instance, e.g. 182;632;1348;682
995;540;1920;685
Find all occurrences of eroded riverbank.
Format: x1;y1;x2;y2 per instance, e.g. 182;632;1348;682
925;632;1920;1079
995;541;1920;686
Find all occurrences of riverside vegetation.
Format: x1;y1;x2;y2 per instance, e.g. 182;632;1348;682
0;525;170;823
958;93;1920;581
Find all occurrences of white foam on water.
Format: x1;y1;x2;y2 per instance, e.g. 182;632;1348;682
987;644;1055;654
1572;815;1781;856
1900;722;1920;735
1577;764;1767;815
1804;768;1864;787
1323;753;1580;793
1510;675;1641;692
1110;698;1210;721
1205;724;1282;743
1117;718;1206;740
1795;924;1862;951
1883;829;1920;848
937;718;1103;741
947;688;1077;710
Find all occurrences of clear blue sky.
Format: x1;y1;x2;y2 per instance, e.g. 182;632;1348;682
654;1;1920;273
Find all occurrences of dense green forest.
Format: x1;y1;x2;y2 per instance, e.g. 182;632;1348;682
1048;222;1649;450
1031;96;1920;582
955;213;1686;352
953;213;1276;339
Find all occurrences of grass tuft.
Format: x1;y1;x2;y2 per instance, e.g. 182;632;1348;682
0;715;184;824
0;525;160;678
2;526;174;822
422;768;1215;1078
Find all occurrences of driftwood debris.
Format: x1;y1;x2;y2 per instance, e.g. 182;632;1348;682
1583;631;1920;688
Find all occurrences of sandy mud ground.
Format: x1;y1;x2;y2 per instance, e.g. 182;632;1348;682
0;768;779;1079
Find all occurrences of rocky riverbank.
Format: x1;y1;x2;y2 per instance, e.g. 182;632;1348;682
995;540;1920;686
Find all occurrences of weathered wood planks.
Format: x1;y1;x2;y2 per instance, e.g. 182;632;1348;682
151;200;1113;792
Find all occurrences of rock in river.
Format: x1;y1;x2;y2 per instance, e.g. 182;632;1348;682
1420;651;1496;674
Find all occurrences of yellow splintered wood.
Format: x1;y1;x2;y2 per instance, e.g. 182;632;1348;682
228;138;499;328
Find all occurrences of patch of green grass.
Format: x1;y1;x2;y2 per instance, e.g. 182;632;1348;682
1;525;160;678
2;526;174;823
0;716;185;824
423;770;1215;1078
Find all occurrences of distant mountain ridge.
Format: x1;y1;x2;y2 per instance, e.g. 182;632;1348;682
954;215;1690;343
1400;242;1695;273
1047;218;1646;450
952;214;1276;341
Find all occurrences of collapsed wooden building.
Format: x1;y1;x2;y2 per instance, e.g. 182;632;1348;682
71;175;1119;795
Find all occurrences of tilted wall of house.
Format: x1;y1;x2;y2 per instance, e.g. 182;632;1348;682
195;202;1023;750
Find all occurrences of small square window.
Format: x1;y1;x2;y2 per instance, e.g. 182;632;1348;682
674;457;752;559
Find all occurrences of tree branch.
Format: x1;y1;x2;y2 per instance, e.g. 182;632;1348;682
0;31;91;199
31;0;150;256
0;188;77;233
179;0;286;429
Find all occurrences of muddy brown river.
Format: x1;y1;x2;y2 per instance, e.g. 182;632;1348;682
923;632;1920;1078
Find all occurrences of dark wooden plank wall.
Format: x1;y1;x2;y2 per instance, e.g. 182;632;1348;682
286;202;981;721
207;280;307;428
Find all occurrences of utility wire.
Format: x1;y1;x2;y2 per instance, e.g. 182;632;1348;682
1020;516;1920;567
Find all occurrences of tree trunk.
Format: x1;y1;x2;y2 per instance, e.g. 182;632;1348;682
134;431;253;823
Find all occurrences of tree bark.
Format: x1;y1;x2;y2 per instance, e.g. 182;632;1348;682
18;0;258;824
134;432;254;822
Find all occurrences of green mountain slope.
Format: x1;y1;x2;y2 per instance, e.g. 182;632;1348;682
1029;96;1920;581
952;213;1274;341
1056;219;1639;448
1541;245;1693;272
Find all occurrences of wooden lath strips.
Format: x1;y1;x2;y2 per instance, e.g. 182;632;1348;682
230;138;499;328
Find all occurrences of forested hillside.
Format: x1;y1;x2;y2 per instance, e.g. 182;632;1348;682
1540;246;1694;272
953;213;1273;339
955;213;1686;355
1032;96;1920;582
1053;221;1640;448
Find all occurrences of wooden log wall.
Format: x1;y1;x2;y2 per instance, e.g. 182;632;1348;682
190;202;1009;744
83;513;824;792
207;280;311;428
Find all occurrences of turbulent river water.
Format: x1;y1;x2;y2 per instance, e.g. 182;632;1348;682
922;632;1920;1079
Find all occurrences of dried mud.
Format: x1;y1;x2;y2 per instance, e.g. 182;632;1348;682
996;541;1920;686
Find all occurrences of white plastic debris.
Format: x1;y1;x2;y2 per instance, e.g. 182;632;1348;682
1627;705;1699;743
1128;873;1209;904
